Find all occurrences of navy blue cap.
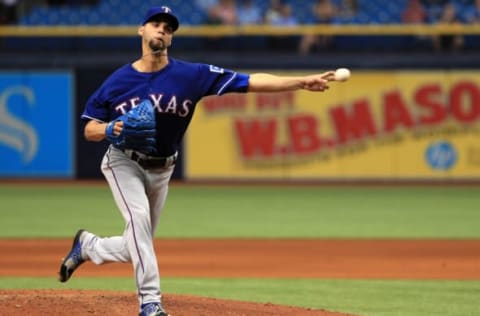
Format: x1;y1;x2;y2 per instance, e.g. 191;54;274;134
142;6;179;32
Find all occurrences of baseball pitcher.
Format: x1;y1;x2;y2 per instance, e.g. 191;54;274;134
58;5;336;316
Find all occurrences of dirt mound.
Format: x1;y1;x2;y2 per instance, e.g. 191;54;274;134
2;239;479;315
0;290;348;316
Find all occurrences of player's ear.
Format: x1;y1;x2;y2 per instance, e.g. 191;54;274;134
138;26;144;36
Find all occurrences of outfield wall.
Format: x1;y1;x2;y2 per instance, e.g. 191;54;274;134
186;70;480;181
1;67;480;182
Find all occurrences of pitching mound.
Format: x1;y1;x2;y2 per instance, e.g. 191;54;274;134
2;239;479;315
0;290;348;316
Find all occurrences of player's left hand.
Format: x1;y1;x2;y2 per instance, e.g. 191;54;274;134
108;121;124;136
302;71;335;91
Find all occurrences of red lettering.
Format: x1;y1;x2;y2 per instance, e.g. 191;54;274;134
234;118;277;158
415;84;447;126
383;91;415;132
450;81;480;123
256;92;295;111
330;99;377;144
203;95;247;114
288;114;322;154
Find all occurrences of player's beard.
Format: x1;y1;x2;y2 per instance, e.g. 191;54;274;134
148;38;168;55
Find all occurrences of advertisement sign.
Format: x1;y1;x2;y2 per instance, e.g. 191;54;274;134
0;72;74;177
185;70;480;180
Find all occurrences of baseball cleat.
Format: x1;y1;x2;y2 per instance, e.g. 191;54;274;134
58;229;87;282
139;302;170;316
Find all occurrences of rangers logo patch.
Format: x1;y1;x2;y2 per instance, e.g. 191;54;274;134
209;65;224;74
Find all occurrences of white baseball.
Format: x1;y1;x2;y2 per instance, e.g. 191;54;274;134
334;68;351;82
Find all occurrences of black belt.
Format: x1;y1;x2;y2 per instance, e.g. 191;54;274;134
121;149;177;169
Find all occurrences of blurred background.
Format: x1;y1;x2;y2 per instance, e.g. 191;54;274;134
1;0;480;182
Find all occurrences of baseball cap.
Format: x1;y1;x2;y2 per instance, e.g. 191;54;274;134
142;6;179;32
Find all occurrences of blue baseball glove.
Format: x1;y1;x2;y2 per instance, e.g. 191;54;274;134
105;99;157;155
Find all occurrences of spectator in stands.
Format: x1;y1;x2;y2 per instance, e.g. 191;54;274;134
264;0;283;24
298;0;337;55
402;0;430;51
267;3;298;26
0;0;18;24
206;0;237;25
431;2;464;52
463;0;480;23
237;0;262;25
402;0;426;23
264;1;298;52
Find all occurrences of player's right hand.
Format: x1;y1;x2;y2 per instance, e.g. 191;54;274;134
302;71;335;91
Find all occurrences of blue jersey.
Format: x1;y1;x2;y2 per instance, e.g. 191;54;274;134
81;57;250;156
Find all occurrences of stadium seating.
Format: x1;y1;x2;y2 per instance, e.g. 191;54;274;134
17;0;480;26
18;0;415;26
21;0;206;25
13;0;480;52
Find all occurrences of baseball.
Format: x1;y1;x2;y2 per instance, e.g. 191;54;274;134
334;68;351;82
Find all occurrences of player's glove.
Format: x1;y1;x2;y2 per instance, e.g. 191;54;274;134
105;99;157;155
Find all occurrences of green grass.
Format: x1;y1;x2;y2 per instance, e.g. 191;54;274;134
161;185;480;238
1;277;479;316
1;183;479;316
1;184;479;238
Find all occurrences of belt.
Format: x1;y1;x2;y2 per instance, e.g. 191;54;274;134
122;149;177;169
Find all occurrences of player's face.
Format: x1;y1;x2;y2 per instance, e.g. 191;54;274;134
142;20;173;52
